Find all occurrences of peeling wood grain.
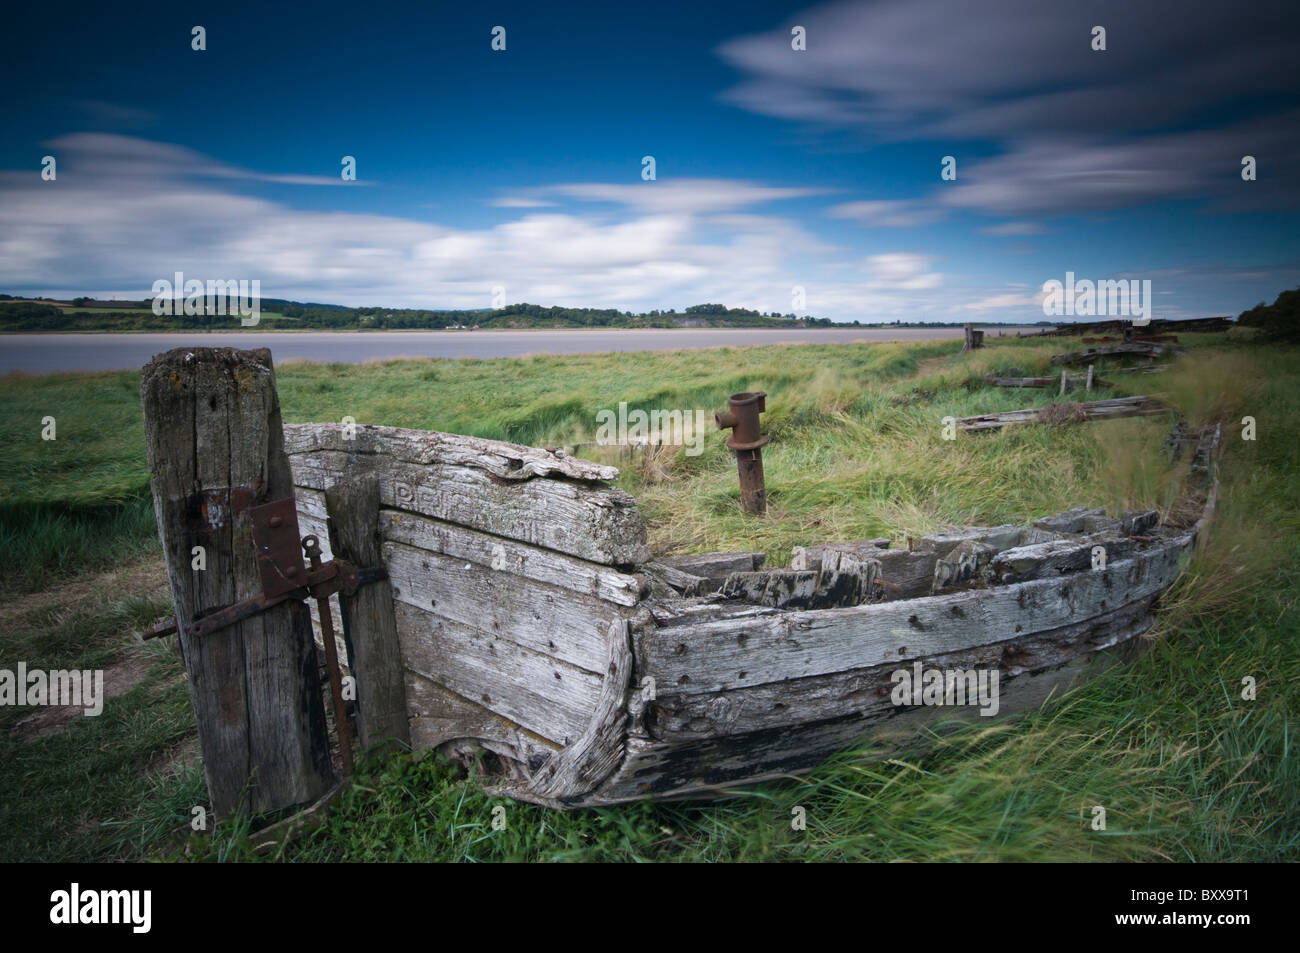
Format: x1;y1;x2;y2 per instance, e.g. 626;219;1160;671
395;601;601;746
990;534;1138;584
573;646;1136;806
642;534;1194;694
1050;343;1170;365
290;451;649;566
650;595;1156;741
284;422;620;482
383;540;618;674
1033;507;1105;534
326;476;410;755
526;620;633;800
790;539;890;571
381;508;644;606
659;551;765;582
405;672;557;770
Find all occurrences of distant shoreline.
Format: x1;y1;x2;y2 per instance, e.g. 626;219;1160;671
0;323;1040;336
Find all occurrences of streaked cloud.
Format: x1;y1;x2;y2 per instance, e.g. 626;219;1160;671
717;0;1300;217
828;200;944;228
0;134;951;319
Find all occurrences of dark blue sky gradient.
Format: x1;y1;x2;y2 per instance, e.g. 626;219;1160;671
2;0;1297;320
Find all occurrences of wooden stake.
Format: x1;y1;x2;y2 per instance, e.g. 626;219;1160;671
326;475;410;756
141;347;334;818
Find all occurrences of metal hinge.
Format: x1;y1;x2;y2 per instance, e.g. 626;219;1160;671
143;497;386;641
143;496;387;776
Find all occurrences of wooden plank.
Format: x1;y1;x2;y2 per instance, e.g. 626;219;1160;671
718;554;876;609
283;422;619;483
790;539;890;571
1050;343;1166;365
1033;506;1105;534
721;569;820;607
643;562;709;597
990;534;1138;584
382;540;617;673
650;595;1156;741
956;396;1166;432
576;644;1138;806
1122;509;1161;535
931;539;997;590
918;525;1045;556
641;533;1194;694
290;451;649;566
404;672;557;770
141;347;333;818
326;476;410;755
394;602;601;746
659;551;765;576
1081;514;1122;535
985;374;1113;389
381;508;643;607
871;549;940;599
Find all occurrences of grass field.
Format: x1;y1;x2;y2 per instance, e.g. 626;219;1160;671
0;331;1295;861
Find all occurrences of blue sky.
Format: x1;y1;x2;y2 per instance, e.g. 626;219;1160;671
2;0;1298;321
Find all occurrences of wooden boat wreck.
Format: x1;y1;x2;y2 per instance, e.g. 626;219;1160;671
279;417;1222;809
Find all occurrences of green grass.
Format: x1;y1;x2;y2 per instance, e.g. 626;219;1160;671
1;330;1296;862
0;592;202;861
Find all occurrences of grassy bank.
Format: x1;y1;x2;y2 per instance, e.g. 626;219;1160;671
0;331;1295;861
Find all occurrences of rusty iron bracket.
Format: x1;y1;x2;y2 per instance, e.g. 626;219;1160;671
143;497;385;778
142;498;386;642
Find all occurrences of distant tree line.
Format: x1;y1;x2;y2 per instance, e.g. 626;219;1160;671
0;297;842;331
1237;287;1300;342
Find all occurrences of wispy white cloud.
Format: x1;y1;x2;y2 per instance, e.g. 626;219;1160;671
546;179;830;214
828;200;944;228
863;252;942;291
6;132;1277;322
489;196;555;208
979;221;1045;237
0;135;894;316
44;133;355;187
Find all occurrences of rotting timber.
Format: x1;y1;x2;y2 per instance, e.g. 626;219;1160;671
282;415;1222;808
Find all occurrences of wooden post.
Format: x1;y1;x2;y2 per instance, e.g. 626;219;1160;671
736;448;767;515
141;347;333;818
1086;364;1095;394
1060;369;1068;395
325;476;410;755
962;323;984;352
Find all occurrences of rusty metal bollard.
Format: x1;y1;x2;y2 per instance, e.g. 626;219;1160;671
715;391;770;515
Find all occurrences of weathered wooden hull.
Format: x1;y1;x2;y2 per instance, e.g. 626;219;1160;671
284;420;1220;809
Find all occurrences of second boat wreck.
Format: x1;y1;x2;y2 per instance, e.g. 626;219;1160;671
282;415;1222;809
